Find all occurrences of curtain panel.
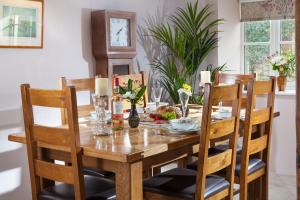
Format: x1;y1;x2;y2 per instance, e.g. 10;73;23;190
241;0;295;22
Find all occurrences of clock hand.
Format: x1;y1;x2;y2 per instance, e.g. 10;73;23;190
116;27;123;35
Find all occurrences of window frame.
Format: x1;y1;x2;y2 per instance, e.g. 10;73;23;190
241;19;295;89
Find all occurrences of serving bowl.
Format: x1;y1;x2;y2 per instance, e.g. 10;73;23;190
169;118;199;131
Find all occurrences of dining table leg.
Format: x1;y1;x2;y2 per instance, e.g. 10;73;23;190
115;160;143;200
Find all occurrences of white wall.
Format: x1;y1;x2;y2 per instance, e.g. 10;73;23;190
217;0;242;71
270;94;296;175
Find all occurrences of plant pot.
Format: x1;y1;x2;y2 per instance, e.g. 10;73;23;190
277;75;287;91
128;104;140;128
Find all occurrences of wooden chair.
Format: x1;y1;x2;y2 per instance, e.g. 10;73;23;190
215;72;256;108
60;77;95;125
59;77;114;178
144;82;243;200
20;84;115;200
215;71;256;86
236;77;276;200
113;71;148;110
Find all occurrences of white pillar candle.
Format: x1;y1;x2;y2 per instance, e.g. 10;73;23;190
95;78;109;96
200;71;211;84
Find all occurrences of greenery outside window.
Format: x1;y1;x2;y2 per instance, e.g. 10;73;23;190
242;19;295;90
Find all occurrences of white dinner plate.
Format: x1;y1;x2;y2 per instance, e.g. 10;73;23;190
165;126;200;134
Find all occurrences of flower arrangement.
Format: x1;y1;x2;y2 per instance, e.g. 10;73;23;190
178;83;192;96
119;79;147;105
268;51;296;77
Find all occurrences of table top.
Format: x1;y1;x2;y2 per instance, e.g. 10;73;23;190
8;118;201;163
8;111;280;163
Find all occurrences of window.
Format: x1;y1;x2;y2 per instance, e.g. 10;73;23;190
242;19;295;89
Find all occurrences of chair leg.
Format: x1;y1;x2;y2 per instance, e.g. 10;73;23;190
239;181;248;200
262;173;268;200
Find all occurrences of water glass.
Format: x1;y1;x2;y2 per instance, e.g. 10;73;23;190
152;80;162;108
91;93;109;135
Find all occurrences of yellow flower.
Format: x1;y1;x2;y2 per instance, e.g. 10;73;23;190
279;66;284;72
182;83;192;93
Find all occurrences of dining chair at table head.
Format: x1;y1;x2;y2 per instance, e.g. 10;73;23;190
20;84;115;200
215;72;256;108
59;77;95;124
237;77;276;200
113;71;148;111
143;82;243;200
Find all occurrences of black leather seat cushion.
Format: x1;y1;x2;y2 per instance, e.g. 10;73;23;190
83;168;115;178
143;168;229;199
235;155;266;176
39;175;116;200
213;137;243;153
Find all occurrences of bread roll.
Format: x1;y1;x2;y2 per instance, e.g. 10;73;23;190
156;106;182;118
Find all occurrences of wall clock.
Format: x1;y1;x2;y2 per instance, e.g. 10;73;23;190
92;10;137;79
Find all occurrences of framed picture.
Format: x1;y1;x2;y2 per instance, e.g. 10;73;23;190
0;0;43;48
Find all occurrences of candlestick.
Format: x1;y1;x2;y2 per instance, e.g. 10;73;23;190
95;78;109;96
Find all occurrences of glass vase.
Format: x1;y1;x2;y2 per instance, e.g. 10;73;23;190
128;104;140;128
178;91;190;119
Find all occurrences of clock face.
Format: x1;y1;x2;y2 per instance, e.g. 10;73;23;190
110;18;130;47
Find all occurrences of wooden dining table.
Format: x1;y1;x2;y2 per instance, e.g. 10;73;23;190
7;110;280;200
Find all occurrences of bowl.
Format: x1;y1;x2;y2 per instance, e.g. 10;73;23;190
169;118;199;130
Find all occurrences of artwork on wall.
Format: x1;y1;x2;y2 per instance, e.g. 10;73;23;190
0;0;43;48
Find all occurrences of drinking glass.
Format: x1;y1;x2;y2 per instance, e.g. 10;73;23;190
152;80;163;108
91;93;109;135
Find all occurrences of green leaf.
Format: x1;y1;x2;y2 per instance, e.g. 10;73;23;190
119;86;127;95
128;79;133;91
135;86;147;102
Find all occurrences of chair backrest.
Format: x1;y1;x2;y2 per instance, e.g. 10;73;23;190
113;71;148;110
240;77;276;181
215;71;256;86
195;82;243;200
60;77;95;124
21;84;85;200
215;72;256;108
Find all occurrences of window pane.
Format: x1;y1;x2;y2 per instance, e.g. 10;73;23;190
280;20;295;41
244;45;270;79
244;21;271;43
280;44;295;54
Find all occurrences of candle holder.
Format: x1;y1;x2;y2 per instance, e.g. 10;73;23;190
91;93;110;136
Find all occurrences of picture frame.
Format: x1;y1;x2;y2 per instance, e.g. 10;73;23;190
0;0;44;48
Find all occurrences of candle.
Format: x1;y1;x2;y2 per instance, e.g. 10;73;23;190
95;77;109;96
200;71;211;84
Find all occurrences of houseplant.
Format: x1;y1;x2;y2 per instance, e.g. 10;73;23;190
149;0;223;104
119;79;147;128
269;51;296;91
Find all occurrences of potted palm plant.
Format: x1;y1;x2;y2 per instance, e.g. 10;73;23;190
269;51;296;91
149;0;223;104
